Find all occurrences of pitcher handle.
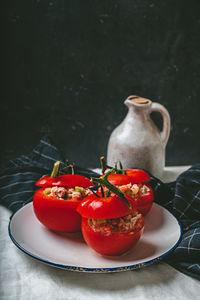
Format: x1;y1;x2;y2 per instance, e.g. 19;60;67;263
150;102;171;147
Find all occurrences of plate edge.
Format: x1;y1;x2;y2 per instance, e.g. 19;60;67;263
8;202;182;273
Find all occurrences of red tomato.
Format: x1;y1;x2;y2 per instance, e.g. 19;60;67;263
36;174;94;189
77;195;145;255
81;217;144;256
33;175;94;232
33;188;82;232
103;170;153;216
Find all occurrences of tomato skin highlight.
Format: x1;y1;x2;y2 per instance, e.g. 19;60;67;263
77;194;134;219
36;174;94;188
81;216;145;256
33;188;82;232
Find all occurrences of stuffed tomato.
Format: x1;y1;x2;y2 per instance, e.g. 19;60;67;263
77;194;145;256
33;162;94;232
104;169;154;216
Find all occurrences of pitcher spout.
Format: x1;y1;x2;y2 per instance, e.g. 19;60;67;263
124;95;152;109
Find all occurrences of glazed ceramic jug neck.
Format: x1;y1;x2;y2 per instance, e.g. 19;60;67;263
124;95;152;121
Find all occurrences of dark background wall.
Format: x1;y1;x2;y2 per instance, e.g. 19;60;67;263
2;0;200;168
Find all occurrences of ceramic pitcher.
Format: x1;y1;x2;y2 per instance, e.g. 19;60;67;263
107;95;171;179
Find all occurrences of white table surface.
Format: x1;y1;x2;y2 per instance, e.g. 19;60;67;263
1;166;200;300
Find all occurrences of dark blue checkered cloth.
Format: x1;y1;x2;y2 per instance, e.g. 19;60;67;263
0;136;199;280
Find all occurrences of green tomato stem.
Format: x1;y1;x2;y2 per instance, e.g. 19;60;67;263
71;164;75;175
100;156;112;174
119;161;126;174
62;160;75;175
100;185;105;197
91;169;131;210
50;161;60;178
100;156;126;175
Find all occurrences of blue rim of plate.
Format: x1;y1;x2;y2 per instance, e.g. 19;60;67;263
8;202;182;273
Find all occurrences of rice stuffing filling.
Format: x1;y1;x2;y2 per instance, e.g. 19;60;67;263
44;186;93;200
88;212;143;236
117;183;150;197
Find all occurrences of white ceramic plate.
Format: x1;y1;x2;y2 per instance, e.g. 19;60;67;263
9;202;181;273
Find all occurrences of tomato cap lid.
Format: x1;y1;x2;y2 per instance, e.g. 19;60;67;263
102;170;150;186
77;194;134;219
36;174;94;188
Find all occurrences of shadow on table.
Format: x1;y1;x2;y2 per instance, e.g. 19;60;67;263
19;250;177;292
101;240;157;262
